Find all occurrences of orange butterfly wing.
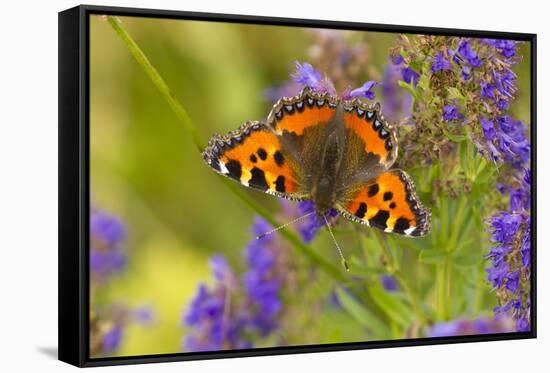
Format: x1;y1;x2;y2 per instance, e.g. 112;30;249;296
203;88;339;201
341;99;398;169
202;121;303;199
337;169;431;237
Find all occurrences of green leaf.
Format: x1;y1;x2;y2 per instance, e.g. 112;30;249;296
398;80;418;100
452;252;481;268
443;130;467;142
419;249;448;264
447;87;465;101
367;283;415;329
334;287;389;338
347;256;386;277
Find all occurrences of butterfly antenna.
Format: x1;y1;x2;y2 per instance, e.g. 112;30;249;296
256;211;315;240
323;215;349;271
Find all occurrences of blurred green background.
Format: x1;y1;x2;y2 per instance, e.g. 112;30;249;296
89;15;531;357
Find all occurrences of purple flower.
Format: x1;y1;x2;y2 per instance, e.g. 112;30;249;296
486;207;530;331
345;81;378;100
391;53;404;65
431;52;452;72
296;201;338;243
184;218;288;351
505;270;521;293
90;210;126;246
292;61;322;87
291;61;335;94
133;305;155;325
90;209;127;283
442;105;464;122
429;317;514;337
380;275;398;292
381;63;412;122
243;218;284;335
402;67;420;87
480;82;495;100
521;217;531;267
480;116;529;167
493;70;516;98
458;40;482;67
461;65;472;80
490;212;523;243
487;261;509;288
183;256;251;352
481;117;496;141
484;39;517;58
102;325;123;353
497;99;509;111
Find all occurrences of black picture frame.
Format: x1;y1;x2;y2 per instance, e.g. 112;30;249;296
58;4;537;367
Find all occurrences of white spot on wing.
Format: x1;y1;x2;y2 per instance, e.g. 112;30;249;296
219;162;229;174
404;226;416;236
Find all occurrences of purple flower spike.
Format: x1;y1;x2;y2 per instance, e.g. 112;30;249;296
431;52;452;72
346;81;378;100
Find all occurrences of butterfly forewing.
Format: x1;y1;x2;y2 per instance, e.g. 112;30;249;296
202;120;305;200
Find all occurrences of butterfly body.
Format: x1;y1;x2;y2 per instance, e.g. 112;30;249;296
202;87;431;237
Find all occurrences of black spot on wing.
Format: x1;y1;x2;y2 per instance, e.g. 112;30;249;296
355;202;367;219
249;167;269;190
369;210;390;228
394;217;410;232
368;184;379;197
250;154;257;163
273;150;285;167
389;202;396;209
383;191;393;201
225;160;242;180
275;175;286;193
257;148;268;161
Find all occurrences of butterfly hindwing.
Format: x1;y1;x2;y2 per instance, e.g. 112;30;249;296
337;169;431;237
202;120;304;200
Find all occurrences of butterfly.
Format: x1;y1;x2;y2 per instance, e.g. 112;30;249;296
202;87;431;237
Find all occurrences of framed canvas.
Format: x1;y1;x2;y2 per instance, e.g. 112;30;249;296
58;4;536;367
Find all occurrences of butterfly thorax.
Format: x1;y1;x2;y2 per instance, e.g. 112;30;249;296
311;114;346;216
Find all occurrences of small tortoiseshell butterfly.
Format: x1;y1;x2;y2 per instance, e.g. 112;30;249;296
202;87;431;237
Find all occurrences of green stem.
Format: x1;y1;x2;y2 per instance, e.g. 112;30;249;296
436;263;447;320
394;271;428;325
446;197;468;252
107;16;204;150
106;16;345;281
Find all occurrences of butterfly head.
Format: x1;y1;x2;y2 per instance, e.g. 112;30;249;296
312;175;337;218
